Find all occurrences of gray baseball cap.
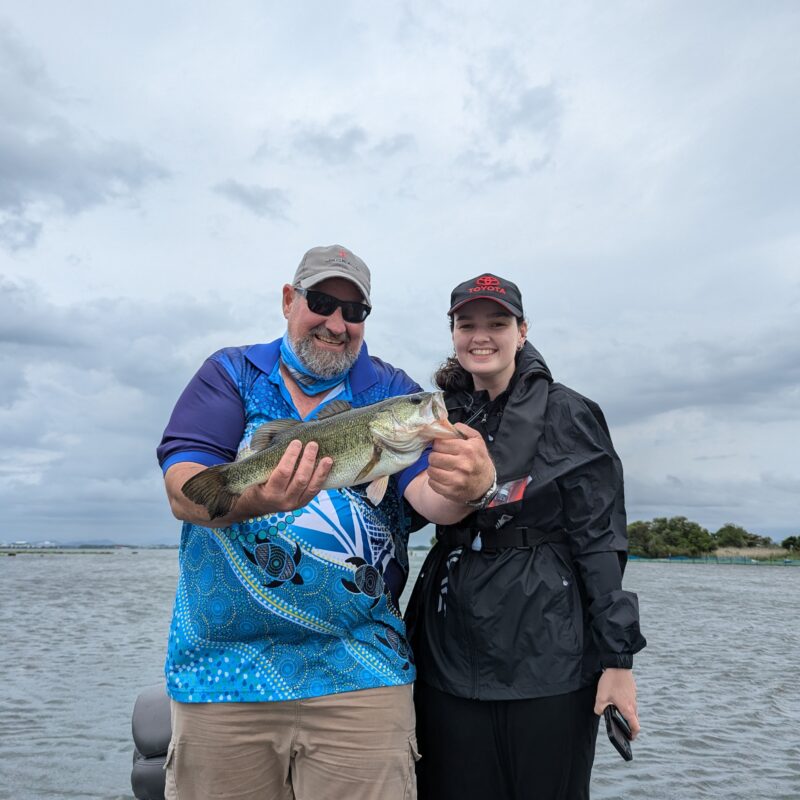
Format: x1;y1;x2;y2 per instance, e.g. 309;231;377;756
293;244;372;306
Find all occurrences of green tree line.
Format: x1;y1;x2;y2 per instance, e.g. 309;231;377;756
627;517;798;558
428;518;799;555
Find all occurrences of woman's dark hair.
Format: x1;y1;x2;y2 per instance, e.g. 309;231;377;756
433;355;475;393
433;312;527;392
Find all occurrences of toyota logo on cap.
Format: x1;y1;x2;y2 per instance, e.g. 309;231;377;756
448;272;524;318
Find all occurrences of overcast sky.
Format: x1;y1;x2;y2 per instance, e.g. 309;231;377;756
1;1;798;545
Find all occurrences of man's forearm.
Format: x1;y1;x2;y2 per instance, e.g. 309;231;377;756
164;463;274;528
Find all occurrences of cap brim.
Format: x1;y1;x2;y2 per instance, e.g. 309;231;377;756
448;296;522;317
298;270;371;306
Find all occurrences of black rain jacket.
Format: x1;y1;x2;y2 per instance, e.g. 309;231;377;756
405;342;646;700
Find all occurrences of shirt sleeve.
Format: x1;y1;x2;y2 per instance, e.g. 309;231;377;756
156;355;246;473
557;398;647;666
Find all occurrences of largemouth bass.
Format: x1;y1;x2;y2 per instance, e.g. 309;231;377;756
182;391;464;520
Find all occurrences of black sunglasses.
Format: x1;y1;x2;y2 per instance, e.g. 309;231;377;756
294;287;371;323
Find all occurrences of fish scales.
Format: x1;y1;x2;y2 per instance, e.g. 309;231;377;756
229;405;393;493
181;392;463;520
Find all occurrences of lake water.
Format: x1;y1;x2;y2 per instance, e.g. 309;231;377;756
1;550;798;799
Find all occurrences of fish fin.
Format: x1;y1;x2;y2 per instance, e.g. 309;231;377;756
366;474;390;506
291;573;304;585
234;446;253;462
250;419;302;452
355;443;383;483
315;400;353;420
181;466;240;520
341;579;359;593
266;580;283;588
346;556;366;567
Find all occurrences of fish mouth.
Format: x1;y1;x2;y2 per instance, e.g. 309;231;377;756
421;391;465;439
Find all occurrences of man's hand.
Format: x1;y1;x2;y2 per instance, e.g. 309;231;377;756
426;423;495;505
246;440;333;514
594;668;640;739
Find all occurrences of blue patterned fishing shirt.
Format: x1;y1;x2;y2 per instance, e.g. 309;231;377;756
157;339;427;702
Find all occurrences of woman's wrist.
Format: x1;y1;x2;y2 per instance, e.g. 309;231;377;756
464;467;498;509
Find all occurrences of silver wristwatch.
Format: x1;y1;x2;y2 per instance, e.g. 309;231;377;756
464;469;498;510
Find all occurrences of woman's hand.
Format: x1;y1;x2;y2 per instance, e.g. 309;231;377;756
594;668;640;739
426;423;495;505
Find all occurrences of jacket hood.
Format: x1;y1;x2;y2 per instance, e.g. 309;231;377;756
514;341;553;384
490;342;552;481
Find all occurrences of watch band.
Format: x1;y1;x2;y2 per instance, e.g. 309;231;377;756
464;469;498;509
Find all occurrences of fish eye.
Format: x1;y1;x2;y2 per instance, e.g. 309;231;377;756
409;396;422;405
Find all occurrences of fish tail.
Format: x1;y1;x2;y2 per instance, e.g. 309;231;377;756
181;466;241;520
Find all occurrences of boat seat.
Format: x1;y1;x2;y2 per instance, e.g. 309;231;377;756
131;684;171;800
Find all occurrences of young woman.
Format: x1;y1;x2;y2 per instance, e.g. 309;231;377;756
406;273;646;800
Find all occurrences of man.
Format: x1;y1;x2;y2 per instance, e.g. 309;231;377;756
157;245;495;800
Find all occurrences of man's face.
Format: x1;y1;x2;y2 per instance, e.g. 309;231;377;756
283;277;366;377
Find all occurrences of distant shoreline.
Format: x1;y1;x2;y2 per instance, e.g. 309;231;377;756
3;547;797;567
0;546;176;556
630;555;800;567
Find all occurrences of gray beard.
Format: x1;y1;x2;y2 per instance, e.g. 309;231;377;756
292;326;360;378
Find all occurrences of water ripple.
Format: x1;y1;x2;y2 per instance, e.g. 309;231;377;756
1;552;798;799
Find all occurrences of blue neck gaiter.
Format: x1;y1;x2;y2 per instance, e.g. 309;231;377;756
279;333;349;396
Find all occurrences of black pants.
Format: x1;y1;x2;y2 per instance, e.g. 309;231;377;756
414;680;599;800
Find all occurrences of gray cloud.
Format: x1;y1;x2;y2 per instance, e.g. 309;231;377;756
213;179;290;219
599;322;800;427
504;85;560;139
0;215;40;250
371;134;416;157
0;277;289;542
458;50;561;182
454;148;527;183
0;25;167;250
292;122;368;164
625;471;800;540
536;298;800;429
273;118;415;166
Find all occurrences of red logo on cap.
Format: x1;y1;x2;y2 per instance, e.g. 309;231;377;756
339;249;348;258
468;274;506;296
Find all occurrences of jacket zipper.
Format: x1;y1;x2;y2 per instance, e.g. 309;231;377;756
456;552;480;699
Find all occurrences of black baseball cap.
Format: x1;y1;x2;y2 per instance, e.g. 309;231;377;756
448;273;524;317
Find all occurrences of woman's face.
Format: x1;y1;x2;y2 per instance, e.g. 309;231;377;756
452;299;526;394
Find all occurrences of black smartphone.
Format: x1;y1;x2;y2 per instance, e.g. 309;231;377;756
603;705;633;761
